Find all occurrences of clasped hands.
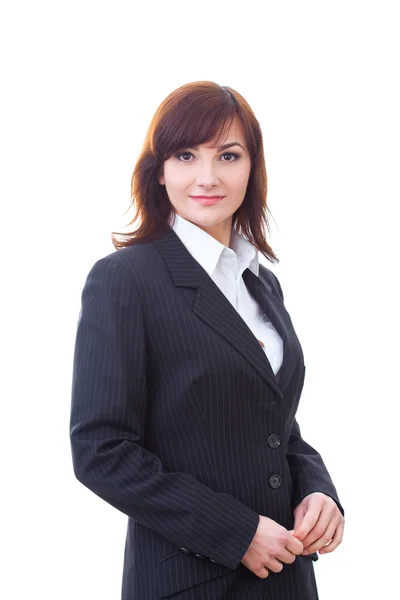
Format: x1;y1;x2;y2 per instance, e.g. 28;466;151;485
241;492;345;579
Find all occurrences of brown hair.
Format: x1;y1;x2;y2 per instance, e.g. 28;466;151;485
111;80;279;263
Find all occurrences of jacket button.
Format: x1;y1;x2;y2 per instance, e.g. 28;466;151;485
269;474;281;489
180;547;190;554
267;434;281;448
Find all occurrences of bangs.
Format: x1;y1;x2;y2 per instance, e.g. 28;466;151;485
155;93;238;160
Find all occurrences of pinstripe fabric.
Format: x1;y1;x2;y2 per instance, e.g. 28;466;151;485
70;226;344;599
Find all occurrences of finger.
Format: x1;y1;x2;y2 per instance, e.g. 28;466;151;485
286;535;304;555
319;520;345;555
294;505;321;542
301;505;335;550
265;558;284;574
276;548;297;565
293;508;306;533
288;529;300;543
255;566;270;579
302;515;339;555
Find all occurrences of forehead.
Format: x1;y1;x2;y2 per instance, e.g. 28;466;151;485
203;117;247;149
161;113;249;160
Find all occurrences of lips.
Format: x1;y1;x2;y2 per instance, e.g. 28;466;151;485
190;195;225;206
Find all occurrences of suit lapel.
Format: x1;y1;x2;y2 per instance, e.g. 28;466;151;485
154;227;296;400
242;268;297;393
193;269;283;398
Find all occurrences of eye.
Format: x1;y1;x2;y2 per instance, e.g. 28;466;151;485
220;152;240;162
174;151;240;162
175;152;194;162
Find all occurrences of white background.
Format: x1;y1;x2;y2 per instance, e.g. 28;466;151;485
1;1;399;598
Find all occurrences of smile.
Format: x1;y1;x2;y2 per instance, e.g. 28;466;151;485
190;196;225;206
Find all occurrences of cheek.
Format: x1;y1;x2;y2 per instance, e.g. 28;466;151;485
164;166;192;192
228;169;250;192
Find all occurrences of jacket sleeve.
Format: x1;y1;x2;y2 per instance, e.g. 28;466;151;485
69;256;259;570
287;418;344;516
267;269;345;517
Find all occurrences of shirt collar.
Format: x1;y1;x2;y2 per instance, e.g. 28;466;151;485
168;212;259;277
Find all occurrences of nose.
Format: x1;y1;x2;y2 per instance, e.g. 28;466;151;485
195;160;220;188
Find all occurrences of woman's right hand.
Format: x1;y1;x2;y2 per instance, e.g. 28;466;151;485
241;516;304;579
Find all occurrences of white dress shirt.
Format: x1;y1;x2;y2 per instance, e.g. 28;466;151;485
169;213;283;375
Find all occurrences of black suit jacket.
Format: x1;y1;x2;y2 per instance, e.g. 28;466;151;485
70;226;343;599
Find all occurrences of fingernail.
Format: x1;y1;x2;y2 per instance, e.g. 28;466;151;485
302;551;309;556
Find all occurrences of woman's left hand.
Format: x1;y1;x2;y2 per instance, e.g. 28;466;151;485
292;492;345;555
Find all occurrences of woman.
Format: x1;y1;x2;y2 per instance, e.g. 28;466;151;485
70;81;345;600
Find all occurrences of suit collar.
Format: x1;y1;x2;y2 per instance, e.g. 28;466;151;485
153;227;297;399
168;212;259;278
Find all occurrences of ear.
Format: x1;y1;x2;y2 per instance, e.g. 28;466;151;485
159;173;165;185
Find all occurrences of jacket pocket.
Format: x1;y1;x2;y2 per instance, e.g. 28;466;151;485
156;550;186;566
156;550;233;598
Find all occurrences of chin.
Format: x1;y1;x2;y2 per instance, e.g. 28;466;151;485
189;214;228;227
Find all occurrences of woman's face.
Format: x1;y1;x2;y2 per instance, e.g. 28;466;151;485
159;116;251;244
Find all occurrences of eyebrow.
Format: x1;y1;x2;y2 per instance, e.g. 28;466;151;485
191;142;246;152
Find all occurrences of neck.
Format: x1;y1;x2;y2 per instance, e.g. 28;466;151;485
197;219;232;247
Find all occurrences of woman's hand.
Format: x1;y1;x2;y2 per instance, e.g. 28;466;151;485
293;492;344;555
241;516;304;578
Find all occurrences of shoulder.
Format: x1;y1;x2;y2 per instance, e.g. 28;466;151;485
258;264;284;303
87;240;160;278
81;240;164;300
